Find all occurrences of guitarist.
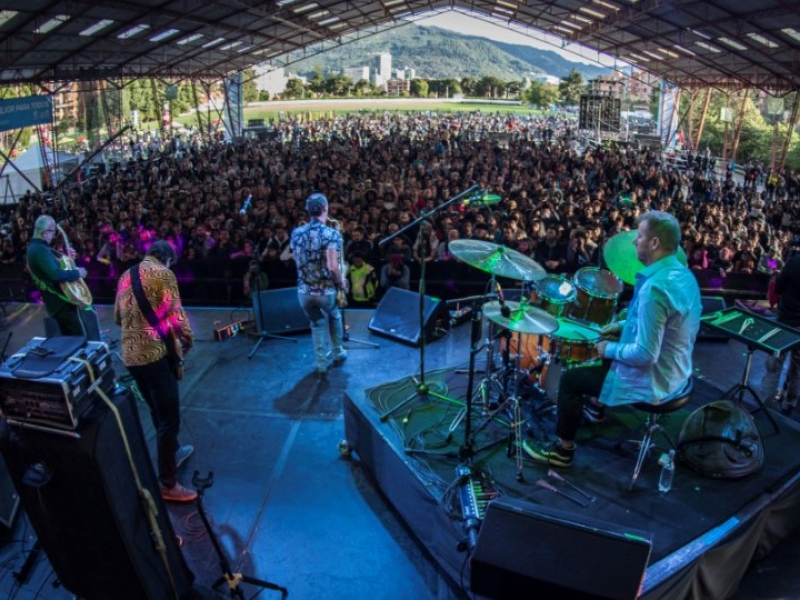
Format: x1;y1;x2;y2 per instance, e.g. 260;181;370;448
114;241;197;503
26;215;100;340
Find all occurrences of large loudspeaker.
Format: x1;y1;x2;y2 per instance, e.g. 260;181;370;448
253;287;310;334
0;391;194;600
471;498;652;600
369;288;449;346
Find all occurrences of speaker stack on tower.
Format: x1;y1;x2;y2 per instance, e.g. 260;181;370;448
369;288;449;346
579;95;622;133
471;498;652;600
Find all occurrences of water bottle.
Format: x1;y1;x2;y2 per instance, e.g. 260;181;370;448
658;449;676;493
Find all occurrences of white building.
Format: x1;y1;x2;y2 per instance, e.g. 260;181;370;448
343;66;370;83
253;64;292;98
395;67;416;81
534;74;561;86
371;52;392;87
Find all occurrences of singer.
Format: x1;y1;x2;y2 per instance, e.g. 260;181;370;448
524;212;702;468
290;193;349;379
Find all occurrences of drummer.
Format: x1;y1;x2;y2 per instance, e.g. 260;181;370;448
524;211;702;468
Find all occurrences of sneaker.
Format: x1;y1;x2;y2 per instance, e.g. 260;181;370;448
523;440;575;468
332;351;348;367
161;482;198;503
583;402;606;424
175;445;194;470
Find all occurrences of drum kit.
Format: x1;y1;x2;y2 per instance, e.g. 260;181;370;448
448;235;636;478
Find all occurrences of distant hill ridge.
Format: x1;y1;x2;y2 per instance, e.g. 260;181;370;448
288;23;608;82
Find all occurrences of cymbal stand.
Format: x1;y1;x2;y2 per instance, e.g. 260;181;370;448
378;184;480;422
502;331;528;481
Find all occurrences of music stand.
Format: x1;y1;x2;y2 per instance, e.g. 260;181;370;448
247;265;297;359
700;307;800;435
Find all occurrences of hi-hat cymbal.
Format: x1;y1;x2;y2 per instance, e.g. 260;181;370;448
484;301;559;335
603;230;688;286
449;239;547;281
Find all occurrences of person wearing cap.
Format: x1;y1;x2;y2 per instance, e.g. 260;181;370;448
290;193;348;378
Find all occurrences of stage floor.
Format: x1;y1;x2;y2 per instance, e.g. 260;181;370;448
0;301;799;599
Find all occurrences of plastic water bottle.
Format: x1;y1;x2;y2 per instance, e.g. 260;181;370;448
658;449;676;493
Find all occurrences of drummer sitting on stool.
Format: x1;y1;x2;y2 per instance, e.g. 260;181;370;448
524;211;702;468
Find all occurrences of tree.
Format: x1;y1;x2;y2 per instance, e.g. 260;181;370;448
242;69;259;103
460;77;477;97
410;79;428;98
324;74;352;96
284;78;306;100
558;69;585;106
308;66;325;95
505;80;522;99
525;81;559;109
475;76;506;99
353;79;374;97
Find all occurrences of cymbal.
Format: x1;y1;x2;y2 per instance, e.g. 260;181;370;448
603;230;688;286
449;239;547;281
483;301;559;335
464;194;502;207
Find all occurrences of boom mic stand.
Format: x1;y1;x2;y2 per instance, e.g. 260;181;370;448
247;263;297;359
191;471;288;600
378;184;481;422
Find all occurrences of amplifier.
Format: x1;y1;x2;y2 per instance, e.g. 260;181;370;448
0;336;116;432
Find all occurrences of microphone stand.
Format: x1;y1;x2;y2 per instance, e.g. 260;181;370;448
378;184;481;423
340;304;380;349
247;263;297;359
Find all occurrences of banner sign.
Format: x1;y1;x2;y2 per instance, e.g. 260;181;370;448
658;81;680;151
0;96;53;132
222;73;243;140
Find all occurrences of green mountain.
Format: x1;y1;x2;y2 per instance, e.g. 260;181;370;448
288;23;608;82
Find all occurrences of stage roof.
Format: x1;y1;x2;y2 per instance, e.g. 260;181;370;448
1;0;798;91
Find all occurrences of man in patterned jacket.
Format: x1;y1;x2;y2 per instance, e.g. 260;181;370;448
114;241;196;502
290;193;348;378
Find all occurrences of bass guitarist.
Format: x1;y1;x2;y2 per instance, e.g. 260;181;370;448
26;215;100;340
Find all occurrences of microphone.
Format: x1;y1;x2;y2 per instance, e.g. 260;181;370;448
495;282;511;318
239;194;252;216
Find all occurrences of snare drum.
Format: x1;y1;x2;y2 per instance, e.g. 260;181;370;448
530;276;576;318
548;318;601;364
569;267;624;326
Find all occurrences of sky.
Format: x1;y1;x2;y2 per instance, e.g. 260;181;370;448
414;11;620;69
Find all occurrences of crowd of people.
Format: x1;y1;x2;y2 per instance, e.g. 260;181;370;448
2;110;800;309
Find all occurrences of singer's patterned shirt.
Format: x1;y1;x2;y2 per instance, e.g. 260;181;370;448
114;256;193;367
290;220;342;294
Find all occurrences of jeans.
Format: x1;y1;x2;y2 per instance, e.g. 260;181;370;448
298;290;345;371
51;305;102;341
761;347;800;408
555;361;611;442
128;356;181;487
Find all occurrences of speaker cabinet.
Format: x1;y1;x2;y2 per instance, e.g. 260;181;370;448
253;287;310;334
471;498;651;600
369;288;449;347
0;391;194;600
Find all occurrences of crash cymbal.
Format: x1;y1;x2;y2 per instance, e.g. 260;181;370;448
449;239;547;281
603;230;688;286
483;301;559;335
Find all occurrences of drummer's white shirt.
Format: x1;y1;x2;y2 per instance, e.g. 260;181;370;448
600;254;702;406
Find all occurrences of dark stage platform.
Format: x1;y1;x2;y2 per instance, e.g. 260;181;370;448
1;301;800;599
345;359;800;599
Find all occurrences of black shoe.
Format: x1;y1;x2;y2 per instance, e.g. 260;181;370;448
332;351;348;367
522;440;575;468
583;402;606;424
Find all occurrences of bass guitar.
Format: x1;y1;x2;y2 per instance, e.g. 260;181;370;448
57;225;93;307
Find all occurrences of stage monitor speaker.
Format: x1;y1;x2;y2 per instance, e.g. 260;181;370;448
471;498;652;600
369;288;449;347
0;391;194;600
699;295;729;342
253;287;310;334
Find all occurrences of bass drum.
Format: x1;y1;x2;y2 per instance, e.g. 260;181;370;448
499;332;551;382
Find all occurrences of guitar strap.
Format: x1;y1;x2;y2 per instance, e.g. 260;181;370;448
130;264;179;366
